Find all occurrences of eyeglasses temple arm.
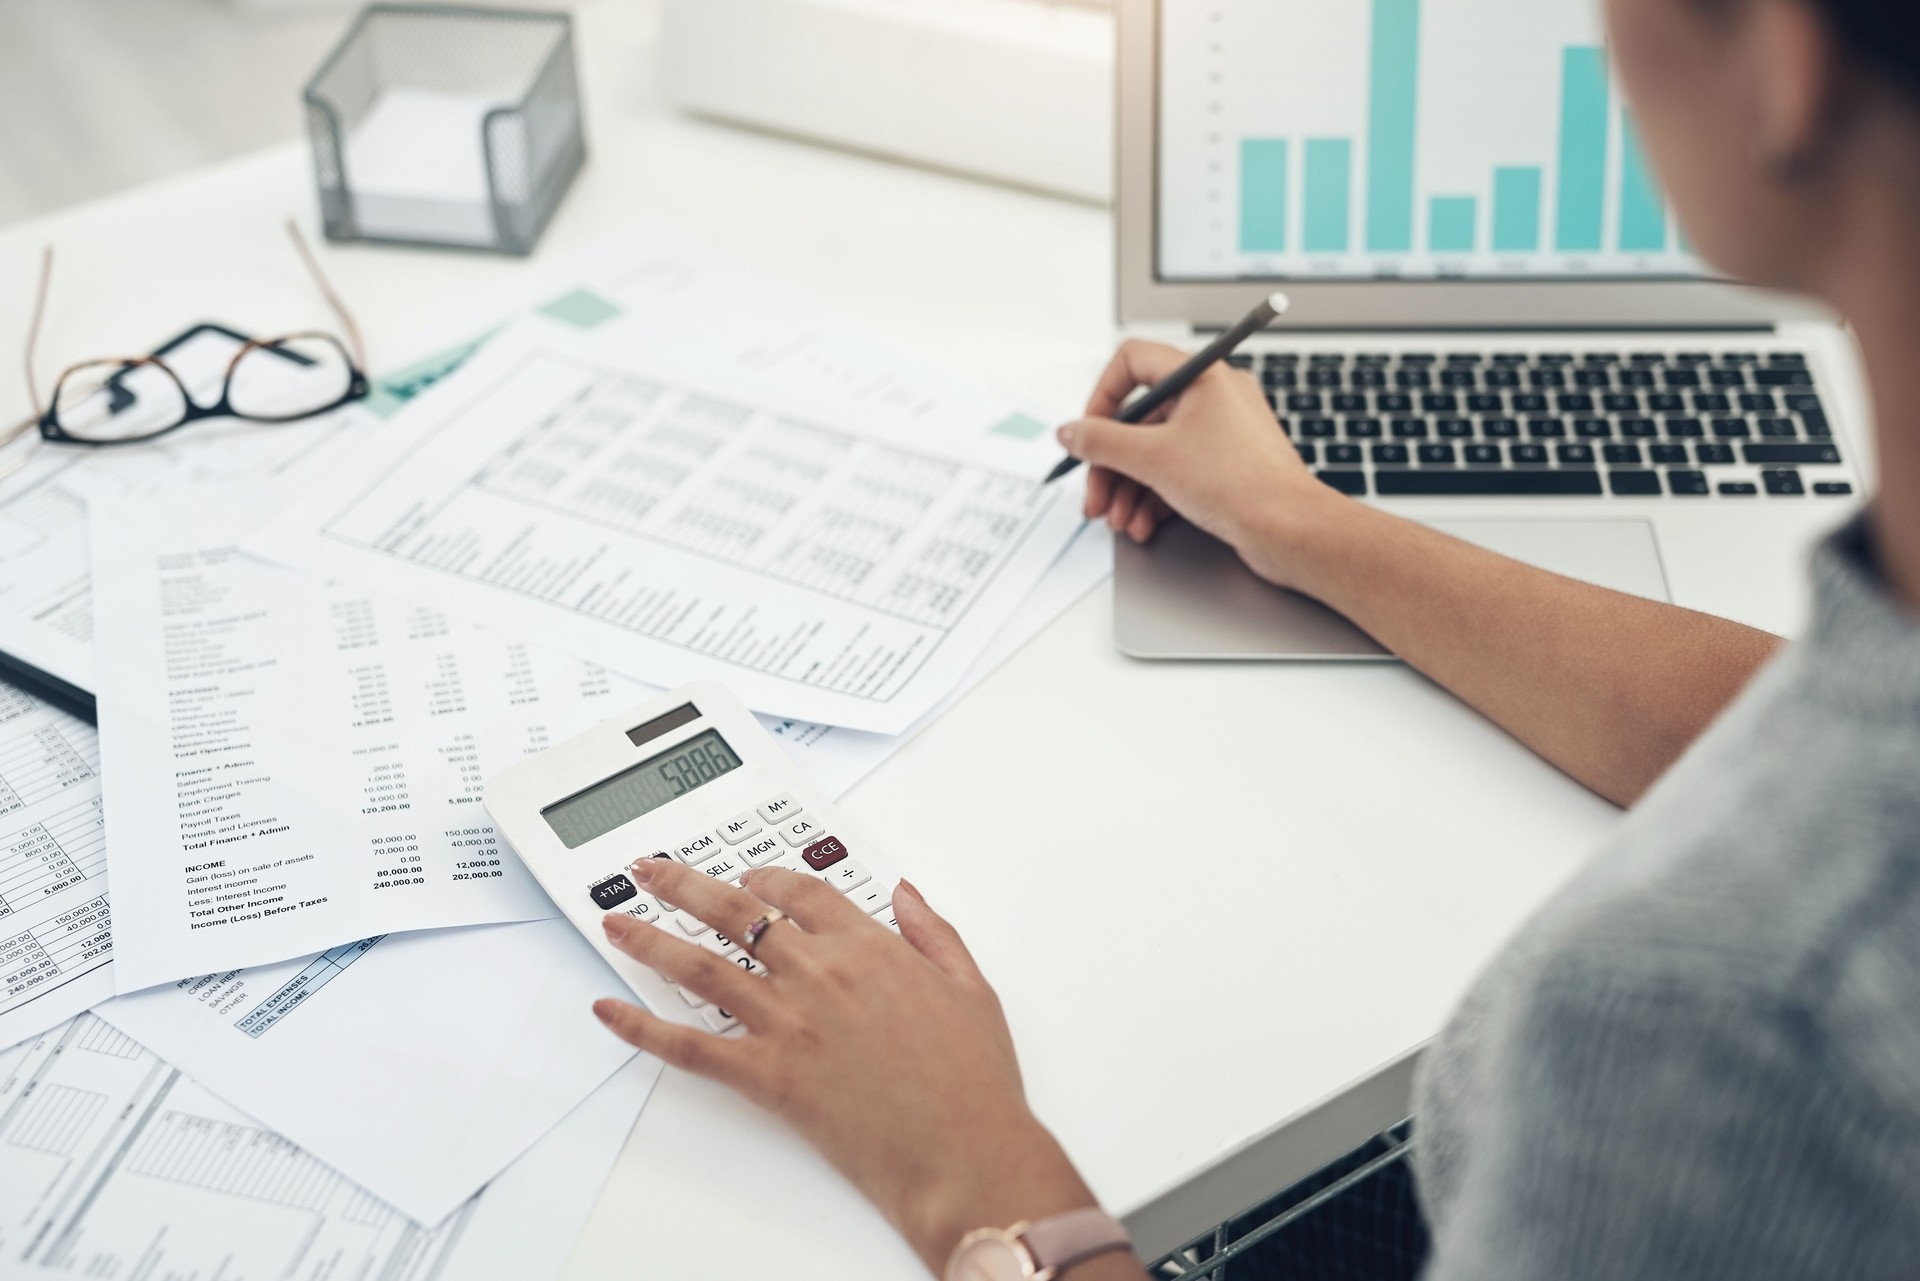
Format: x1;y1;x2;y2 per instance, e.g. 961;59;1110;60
285;219;367;373
24;247;52;419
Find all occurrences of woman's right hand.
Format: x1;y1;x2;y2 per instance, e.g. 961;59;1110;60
1059;339;1348;590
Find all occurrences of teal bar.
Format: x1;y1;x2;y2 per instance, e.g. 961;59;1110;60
1555;46;1609;252
1303;139;1353;252
1429;197;1476;252
1240;138;1289;253
1366;0;1420;253
1618;113;1667;251
1492;167;1543;252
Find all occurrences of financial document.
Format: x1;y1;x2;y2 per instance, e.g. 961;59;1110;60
0;1012;659;1279
95;918;641;1224
250;326;1085;733
0;692;114;1049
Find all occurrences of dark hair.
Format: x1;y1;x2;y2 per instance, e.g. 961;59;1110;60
1817;1;1920;97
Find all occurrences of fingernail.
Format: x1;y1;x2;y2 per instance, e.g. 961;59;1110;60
898;878;924;903
628;857;661;882
592;999;617;1026
602;913;632;940
1056;424;1075;450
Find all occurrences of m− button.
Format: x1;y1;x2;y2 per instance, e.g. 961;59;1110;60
719;812;764;844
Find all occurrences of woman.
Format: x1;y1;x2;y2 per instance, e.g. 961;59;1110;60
591;0;1920;1275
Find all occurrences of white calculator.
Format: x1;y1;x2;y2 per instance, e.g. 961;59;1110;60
483;681;901;1034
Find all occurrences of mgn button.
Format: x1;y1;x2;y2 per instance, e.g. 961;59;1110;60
801;836;849;870
589;874;638;910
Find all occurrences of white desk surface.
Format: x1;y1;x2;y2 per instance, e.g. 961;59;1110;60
0;6;1620;1277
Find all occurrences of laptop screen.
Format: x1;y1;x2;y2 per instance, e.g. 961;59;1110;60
1157;0;1708;284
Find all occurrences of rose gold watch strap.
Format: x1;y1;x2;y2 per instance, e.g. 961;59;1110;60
1021;1207;1133;1277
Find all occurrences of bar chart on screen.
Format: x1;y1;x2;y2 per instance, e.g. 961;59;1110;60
1157;0;1703;281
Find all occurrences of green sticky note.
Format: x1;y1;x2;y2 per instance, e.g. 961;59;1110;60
539;289;622;329
990;413;1048;440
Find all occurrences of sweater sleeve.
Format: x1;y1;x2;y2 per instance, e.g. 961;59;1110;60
1419;961;1916;1281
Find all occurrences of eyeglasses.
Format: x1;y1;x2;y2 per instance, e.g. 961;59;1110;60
6;221;371;454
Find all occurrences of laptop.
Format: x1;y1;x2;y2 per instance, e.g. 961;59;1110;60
1112;0;1869;658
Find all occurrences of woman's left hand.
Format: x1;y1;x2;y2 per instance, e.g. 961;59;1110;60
593;858;1102;1274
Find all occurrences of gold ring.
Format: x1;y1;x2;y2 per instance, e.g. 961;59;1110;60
742;908;788;957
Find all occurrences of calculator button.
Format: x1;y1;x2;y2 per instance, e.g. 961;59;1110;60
699;931;742;959
678;985;708;1009
589;873;638;910
618;897;663;926
822;858;870;893
738;835;783;867
779;816;825;847
849;883;891;914
676;833;723;865
634;854;678;908
702;854;747;882
719;812;764;844
801;836;848;871
700;1006;740;1033
676;914;711;937
731;953;769;980
757;793;803;824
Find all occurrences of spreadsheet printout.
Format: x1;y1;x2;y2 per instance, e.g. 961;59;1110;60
0;690;113;1049
94;919;641;1225
247;326;1087;733
0;1012;659;1278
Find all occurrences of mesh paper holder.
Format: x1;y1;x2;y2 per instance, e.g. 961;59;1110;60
304;4;586;254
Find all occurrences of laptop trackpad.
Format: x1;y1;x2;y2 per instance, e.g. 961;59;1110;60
1114;518;1672;660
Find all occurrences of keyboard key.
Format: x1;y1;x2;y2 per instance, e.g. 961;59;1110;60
1763;468;1807;496
1513;393;1549;413
1754;367;1813;386
1527;418;1567;439
1603;393;1642;413
1391;418;1430;439
1745;443;1841;465
1512;444;1549;466
1327;444;1363;466
1377;393;1413;413
1710;418;1751;438
1481;418;1519;438
779;816;826;846
1620;418;1658;438
1667;469;1710;496
1650;444;1689;464
1695;444;1736;465
1739;393;1778;412
1694;393;1732;413
1438;417;1474;438
700;1006;741;1033
738;834;784;867
1317;470;1368;495
676;833;724;866
1464;444;1502;466
702;853;748;881
1302;417;1337;438
720;812;764;844
1375;470;1604;496
1418;444;1458;465
1556;444;1596;466
1371;444;1410;465
801;835;850;870
678;984;709;1009
697;930;742;958
1467;393;1504;413
1609;470;1662;496
1815;481;1854;496
1574;418;1612;439
822;859;873;893
1603;444;1643;465
1662;368;1702;387
757;793;803;824
590;874;640;911
1757;417;1799;437
1295;444;1319;466
1344;418;1383;439
676;912;711;937
731;953;770;980
1332;393;1367;414
1288;393;1323;413
1719;481;1759;496
1665;417;1704;438
1422;393;1459;413
1557;393;1595;413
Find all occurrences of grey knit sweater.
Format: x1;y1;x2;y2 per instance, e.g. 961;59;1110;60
1414;516;1920;1279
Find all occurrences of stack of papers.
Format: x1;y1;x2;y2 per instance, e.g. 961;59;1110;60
0;223;1110;1266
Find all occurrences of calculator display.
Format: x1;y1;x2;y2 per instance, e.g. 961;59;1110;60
541;729;744;849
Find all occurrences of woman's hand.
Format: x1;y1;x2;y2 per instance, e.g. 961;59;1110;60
1062;339;1348;590
592;859;1106;1275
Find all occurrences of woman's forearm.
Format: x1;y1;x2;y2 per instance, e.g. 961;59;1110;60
1257;493;1785;807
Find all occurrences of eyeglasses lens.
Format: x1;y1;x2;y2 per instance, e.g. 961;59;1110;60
228;336;354;422
52;360;189;442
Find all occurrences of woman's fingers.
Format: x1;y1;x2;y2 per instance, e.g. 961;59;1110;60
1083;339;1194;419
1128;492;1171;544
601;912;773;1022
1106;478;1142;534
893;880;987;988
1084;464;1115;521
630;855;771;944
742;866;867;933
593;997;752;1083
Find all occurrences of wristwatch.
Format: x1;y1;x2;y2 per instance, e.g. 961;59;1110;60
945;1207;1133;1281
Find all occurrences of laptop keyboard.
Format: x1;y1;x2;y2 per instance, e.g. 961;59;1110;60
1241;349;1852;499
